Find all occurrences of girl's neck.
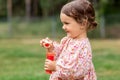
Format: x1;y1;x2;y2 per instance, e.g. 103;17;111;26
73;32;87;40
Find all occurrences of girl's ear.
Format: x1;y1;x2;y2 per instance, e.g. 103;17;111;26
80;19;88;30
81;19;88;26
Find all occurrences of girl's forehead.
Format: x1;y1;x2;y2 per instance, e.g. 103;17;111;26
60;13;73;21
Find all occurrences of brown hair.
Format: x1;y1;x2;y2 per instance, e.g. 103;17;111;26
61;0;97;30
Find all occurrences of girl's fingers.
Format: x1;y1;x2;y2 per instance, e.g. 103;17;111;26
45;59;51;63
44;65;48;70
45;37;49;40
40;39;44;45
40;38;53;48
44;59;52;70
45;37;53;44
44;62;50;70
40;39;46;47
44;67;48;70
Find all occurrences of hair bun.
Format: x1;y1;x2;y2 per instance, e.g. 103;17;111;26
92;21;97;27
88;21;97;30
90;21;97;30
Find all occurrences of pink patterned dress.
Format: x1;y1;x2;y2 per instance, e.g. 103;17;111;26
50;37;97;80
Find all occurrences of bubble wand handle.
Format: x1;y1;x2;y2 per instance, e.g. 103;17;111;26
44;42;54;74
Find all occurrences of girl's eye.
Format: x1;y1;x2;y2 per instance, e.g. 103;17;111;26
64;22;69;25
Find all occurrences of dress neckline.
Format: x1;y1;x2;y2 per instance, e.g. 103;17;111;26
67;36;88;42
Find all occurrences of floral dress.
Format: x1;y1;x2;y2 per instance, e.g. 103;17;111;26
50;37;97;80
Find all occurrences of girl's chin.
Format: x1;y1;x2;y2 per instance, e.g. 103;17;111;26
66;33;76;38
67;34;80;39
67;34;73;38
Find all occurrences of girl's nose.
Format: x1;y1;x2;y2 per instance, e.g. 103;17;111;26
62;25;66;30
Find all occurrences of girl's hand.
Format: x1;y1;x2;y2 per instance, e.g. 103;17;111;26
40;37;54;52
44;59;56;71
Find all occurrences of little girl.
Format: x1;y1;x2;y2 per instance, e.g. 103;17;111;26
40;0;97;80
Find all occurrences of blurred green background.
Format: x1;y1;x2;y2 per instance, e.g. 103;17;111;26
0;0;120;80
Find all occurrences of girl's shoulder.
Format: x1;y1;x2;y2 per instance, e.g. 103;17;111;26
73;38;90;48
60;36;69;44
61;36;69;41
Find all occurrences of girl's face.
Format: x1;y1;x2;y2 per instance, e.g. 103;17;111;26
60;13;86;39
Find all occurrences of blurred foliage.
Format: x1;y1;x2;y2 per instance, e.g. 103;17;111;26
0;0;119;21
98;0;108;16
0;0;7;18
39;0;68;17
0;0;68;18
0;0;119;18
0;0;120;39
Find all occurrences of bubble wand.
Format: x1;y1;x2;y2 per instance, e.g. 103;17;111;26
43;38;54;74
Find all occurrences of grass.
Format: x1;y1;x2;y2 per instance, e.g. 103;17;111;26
91;39;120;80
0;39;49;80
0;39;120;80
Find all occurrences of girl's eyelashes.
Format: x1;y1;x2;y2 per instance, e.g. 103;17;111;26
63;22;69;25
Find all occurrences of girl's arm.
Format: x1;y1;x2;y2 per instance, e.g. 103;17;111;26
52;37;68;60
55;43;92;79
40;37;68;60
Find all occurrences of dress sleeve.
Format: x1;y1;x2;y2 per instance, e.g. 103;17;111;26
55;42;92;79
53;37;68;60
